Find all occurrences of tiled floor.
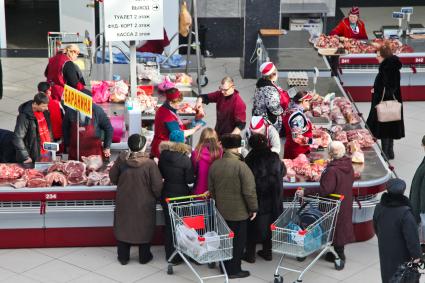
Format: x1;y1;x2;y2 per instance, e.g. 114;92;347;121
1;57;425;282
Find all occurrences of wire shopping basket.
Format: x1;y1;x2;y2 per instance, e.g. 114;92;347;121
271;193;344;283
166;194;234;283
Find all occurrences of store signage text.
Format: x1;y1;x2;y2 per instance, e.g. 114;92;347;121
63;85;93;118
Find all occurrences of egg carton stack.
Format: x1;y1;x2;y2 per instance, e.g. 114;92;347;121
287;72;309;87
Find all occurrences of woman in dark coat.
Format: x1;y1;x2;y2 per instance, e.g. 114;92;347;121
243;134;286;263
410;135;425;229
110;134;163;265
374;178;422;283
299;141;355;269
366;45;404;160
158;130;195;264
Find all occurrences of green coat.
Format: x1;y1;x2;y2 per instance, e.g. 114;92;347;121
208;150;258;221
409;157;425;220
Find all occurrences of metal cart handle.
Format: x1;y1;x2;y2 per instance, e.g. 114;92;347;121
166;193;209;203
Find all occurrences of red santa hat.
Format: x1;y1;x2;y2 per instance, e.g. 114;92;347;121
250;116;265;131
259;62;276;77
349;6;360;16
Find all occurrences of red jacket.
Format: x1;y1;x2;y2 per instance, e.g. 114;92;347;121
330;18;368;40
150;104;185;158
205;90;246;136
48;98;63;140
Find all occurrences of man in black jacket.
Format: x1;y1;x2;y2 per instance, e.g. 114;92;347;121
12;93;52;163
62;89;113;160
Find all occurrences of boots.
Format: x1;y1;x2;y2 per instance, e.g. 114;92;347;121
381;139;391;160
242;242;256;263
257;240;272;261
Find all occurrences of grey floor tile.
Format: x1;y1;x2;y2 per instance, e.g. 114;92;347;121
59;247;115;272
23;260;89;283
0;267;16;282
71;272;119;283
134;271;192;283
31;247;81;259
0;274;41;283
94;261;160;283
0;249;53;273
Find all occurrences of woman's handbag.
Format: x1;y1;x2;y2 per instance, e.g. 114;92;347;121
389;260;423;283
375;88;402;122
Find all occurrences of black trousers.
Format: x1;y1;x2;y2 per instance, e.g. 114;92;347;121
161;201;177;260
117;241;151;261
225;220;248;275
381;138;394;158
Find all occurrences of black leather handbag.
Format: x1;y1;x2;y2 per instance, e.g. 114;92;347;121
389;260;423;283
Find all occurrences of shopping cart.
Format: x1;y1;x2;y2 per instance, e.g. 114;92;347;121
47;31;92;77
166;194;234;283
271;193;344;283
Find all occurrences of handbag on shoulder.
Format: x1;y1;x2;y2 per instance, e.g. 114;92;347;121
389;259;423;283
375;87;402;122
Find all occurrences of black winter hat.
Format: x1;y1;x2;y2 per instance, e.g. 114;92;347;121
128;134;147;152
248;133;268;150
221;134;242;149
386;178;406;195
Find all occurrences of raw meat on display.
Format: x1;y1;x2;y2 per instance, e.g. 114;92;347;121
346;129;375;148
47;162;65;174
347;141;362;153
45;172;68;186
0;164;24;179
315;34;340;49
351;151;365;164
333;131;348;143
312;128;332;148
82;155;103;171
178;103;196;114
64;161;86;177
87;171;111;186
282;159;296;178
292;154;311;176
27;178;48;188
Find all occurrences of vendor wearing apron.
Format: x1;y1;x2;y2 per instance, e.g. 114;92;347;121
330;7;368;40
62;89;113;161
283;91;314;159
45;44;86;101
150;88;201;158
329;7;368;77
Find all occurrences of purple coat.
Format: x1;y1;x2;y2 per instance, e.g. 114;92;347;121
306;156;355;247
192;146;222;195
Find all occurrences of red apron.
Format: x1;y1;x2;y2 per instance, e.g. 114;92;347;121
68;118;103;161
272;82;290;110
45;53;69;101
283;111;313;159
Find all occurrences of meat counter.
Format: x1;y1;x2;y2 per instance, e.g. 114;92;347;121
279;76;392;242
0;185;167;248
257;30;332;78
335;37;425;102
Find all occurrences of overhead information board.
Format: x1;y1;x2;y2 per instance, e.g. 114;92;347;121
104;0;164;42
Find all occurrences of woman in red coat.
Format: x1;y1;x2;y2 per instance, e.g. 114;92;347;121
330;7;368;40
283;91;313;159
150;88;201;158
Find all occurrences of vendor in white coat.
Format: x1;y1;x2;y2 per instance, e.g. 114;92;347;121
242;116;281;157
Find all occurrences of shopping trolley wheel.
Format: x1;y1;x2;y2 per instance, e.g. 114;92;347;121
296;256;306;262
274;275;283;283
334;259;345;271
167;265;174;275
207;262;216;269
197;76;209;87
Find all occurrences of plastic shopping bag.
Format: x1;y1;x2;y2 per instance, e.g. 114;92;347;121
91;81;110;103
175;224;207;258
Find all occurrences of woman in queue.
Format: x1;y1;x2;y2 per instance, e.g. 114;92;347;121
110;134;163;265
158;130;195;265
45;44;86;101
243;134;285;263
366;45;404;160
150;88;201;158
282;91;314;159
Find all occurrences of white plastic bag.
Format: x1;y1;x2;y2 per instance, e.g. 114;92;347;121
175;224;207;257
203;231;220;251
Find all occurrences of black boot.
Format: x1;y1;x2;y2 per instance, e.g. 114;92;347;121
257;240;272;261
334;246;346;261
381;139;390;160
242;242;256;263
388;139;394;160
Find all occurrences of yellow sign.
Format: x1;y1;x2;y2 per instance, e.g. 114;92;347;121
63;85;93;118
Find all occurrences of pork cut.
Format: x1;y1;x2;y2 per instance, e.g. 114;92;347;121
45;172;68;186
0;164;25;179
47;162;66;174
81;155;103;171
87;171;111;186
